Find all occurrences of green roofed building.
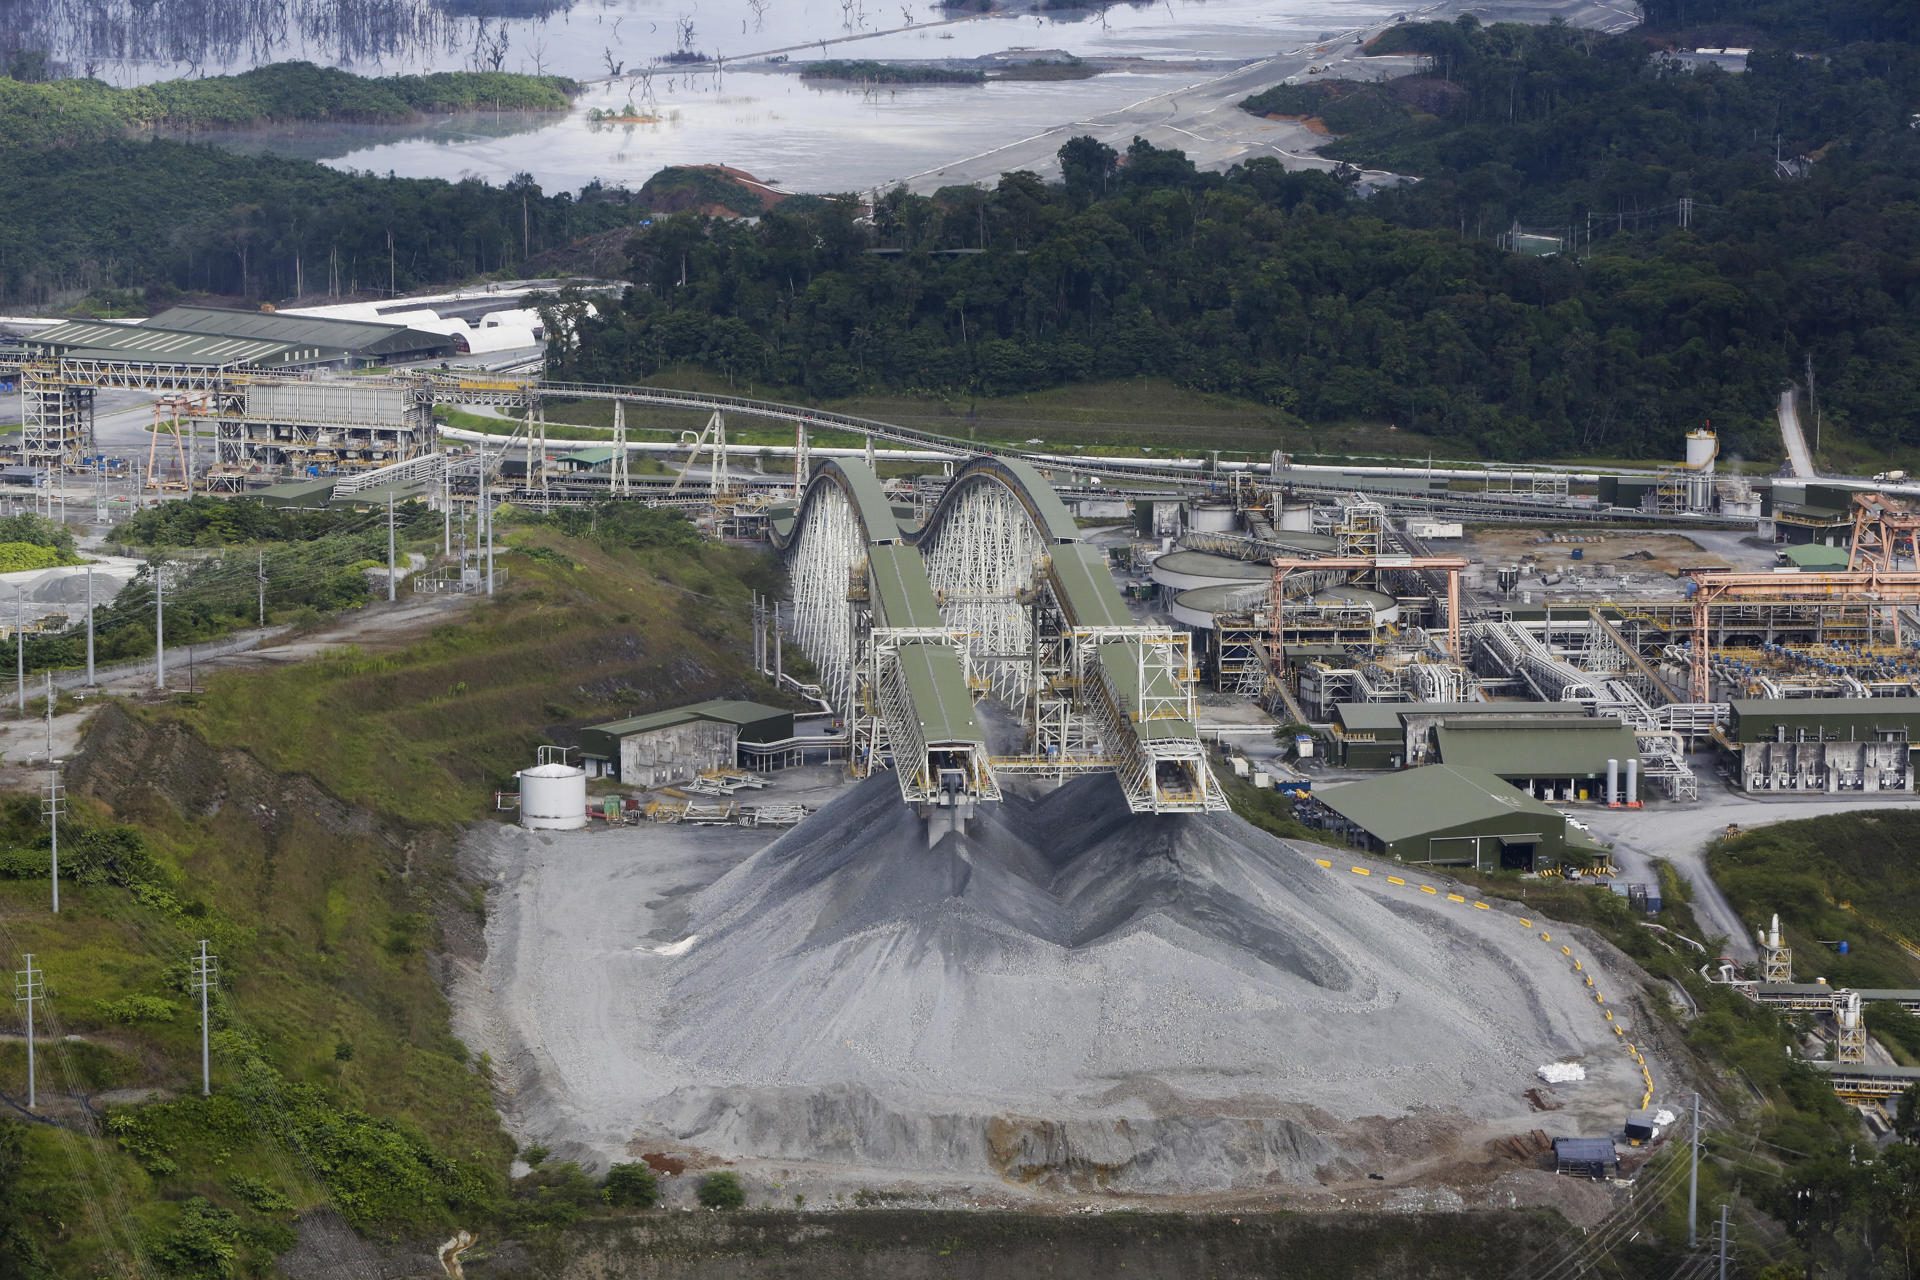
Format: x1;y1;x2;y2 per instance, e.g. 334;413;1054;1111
1315;764;1604;872
1433;717;1644;802
1779;543;1852;570
1721;697;1920;793
581;700;794;786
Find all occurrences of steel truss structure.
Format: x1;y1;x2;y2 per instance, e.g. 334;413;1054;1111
776;456;1223;819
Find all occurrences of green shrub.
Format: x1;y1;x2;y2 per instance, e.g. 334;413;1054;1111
226;1173;295;1214
95;995;180;1024
603;1162;660;1208
150;1197;239;1278
696;1171;745;1210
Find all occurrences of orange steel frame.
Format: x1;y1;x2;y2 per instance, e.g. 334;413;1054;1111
1269;555;1468;661
1847;493;1920;572
1684;567;1920;701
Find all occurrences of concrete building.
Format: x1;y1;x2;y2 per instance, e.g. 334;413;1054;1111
1313;764;1604;872
580;699;794;786
1721;698;1920;793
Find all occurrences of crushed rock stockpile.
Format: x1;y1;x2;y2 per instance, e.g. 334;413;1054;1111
609;774;1620;1192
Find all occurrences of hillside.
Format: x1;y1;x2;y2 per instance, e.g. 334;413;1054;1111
0;515;782;1274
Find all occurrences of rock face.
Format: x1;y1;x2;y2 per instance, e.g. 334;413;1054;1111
632;775;1606;1192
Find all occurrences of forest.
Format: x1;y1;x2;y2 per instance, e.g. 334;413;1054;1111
555;9;1920;462
0;61;575;151
0;138;636;308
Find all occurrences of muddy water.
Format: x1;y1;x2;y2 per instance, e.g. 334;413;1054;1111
306;68;1220;192
35;0;1397;192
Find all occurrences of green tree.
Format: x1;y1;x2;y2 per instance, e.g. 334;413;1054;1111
696;1171;745;1210
602;1162;660;1208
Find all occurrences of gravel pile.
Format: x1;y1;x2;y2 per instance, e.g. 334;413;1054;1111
621;773;1614;1191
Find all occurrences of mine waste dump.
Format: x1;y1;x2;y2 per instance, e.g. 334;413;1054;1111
640;774;1616;1191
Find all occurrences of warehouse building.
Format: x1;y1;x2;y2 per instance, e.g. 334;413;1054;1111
580;700;794;786
145;305;456;366
1721;698;1920;794
1331;703;1642;795
1432;717;1645;803
26;307;454;370
1312;764;1603;871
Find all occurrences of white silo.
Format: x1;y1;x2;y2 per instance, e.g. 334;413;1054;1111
518;747;587;830
1685;428;1717;510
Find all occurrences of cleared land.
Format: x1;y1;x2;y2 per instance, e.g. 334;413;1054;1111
456;772;1650;1208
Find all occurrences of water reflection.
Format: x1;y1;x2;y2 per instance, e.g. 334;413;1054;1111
6;0;1394;84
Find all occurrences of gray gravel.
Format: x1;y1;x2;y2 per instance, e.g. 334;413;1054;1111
458;772;1639;1196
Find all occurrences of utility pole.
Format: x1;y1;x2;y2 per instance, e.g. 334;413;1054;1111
387;493;397;603
483;471;495;597
1688;1092;1700;1248
42;671;52;761
154;560;166;690
1718;1204;1729;1279
190;941;217;1096
43;764;61;915
14;956;40;1109
257;550;266;626
84;566;94;686
13;587;22;716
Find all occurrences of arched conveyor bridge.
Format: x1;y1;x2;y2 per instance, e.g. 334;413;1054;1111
772;455;1225;838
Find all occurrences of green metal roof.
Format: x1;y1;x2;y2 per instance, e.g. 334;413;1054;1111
1334;701;1562;734
557;446;621;466
1781;543;1851;569
27;320;299;366
1727;697;1920;743
252;478;337;506
1097;640;1195;743
867;544;943;630
895;641;983;744
1319;764;1567;843
1434;720;1642;779
994;457;1082;542
1049;542;1131;628
830;460;902;543
149;305;453;357
585;699;793;739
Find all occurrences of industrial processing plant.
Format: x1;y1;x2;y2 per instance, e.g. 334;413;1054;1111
9;303;1920;1224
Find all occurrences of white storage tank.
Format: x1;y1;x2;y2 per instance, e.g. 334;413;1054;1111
1189;503;1237;533
518;748;587;830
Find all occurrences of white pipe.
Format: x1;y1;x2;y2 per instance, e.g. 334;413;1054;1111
434;425;1618;483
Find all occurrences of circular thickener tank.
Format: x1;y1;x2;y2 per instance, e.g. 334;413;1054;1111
518;762;588;830
1170;584;1267;630
1308;585;1400;626
1151;550;1271;593
1189;503;1237;533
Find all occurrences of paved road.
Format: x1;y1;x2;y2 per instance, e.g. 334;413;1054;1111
1778;388;1816;479
1579;776;1920;963
885;0;1642;193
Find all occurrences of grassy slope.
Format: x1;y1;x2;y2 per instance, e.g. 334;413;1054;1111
0;524;781;1271
528;364;1469;464
1710;811;1920;992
